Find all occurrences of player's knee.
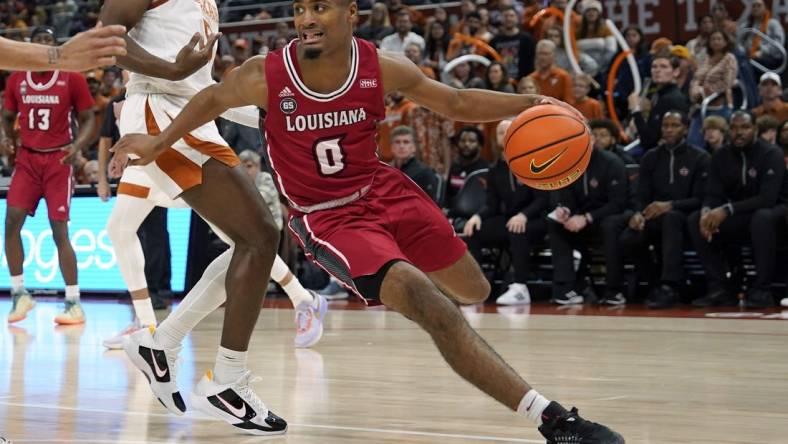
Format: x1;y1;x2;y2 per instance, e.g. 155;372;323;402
5;211;25;232
49;223;71;247
453;278;490;305
237;217;280;255
106;214;134;241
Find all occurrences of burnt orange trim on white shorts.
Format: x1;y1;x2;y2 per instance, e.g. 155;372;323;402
117;182;151;199
145;99;203;192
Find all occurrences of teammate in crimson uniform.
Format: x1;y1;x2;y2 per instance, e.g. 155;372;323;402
112;0;624;441
1;27;96;325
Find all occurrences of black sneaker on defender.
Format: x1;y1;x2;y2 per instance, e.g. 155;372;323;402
538;401;624;444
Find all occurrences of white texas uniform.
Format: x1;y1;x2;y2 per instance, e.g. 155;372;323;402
110;0;255;292
118;0;254;200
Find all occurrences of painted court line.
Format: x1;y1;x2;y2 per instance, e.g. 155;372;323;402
0;401;541;443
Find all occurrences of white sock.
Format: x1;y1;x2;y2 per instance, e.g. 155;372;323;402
10;275;24;292
269;255;289;282
214;346;248;384
132;298;157;326
517;389;551;425
155;248;231;349
283;279;314;308
271;255;313;307
65;285;80;302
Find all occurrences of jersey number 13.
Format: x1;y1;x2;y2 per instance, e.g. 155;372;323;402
28;108;51;131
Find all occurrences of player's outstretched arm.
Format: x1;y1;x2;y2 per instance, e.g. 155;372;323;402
100;0;219;81
0;23;126;72
379;51;582;123
111;56;268;165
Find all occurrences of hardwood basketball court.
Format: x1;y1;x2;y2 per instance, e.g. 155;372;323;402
1;298;787;443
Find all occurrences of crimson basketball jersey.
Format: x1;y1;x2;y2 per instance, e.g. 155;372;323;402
263;37;386;213
3;71;94;151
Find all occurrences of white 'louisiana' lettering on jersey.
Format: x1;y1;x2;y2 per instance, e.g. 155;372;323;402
285;107;367;132
22;95;60;105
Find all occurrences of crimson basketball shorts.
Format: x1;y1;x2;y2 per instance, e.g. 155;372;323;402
7;147;73;221
288;165;467;301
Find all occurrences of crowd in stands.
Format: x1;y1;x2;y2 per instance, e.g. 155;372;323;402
1;0;788;308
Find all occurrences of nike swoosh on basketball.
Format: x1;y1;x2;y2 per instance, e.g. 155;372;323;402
530;148;568;174
218;394;248;418
149;349;168;378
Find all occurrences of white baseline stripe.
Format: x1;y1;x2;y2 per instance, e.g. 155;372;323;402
0;400;541;443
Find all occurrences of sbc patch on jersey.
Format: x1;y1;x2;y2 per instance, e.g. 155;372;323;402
280;98;297;115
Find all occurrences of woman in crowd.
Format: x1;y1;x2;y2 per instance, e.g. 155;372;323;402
484;62;515;93
544;24;598;76
355;2;394;46
424;20;451;73
688;30;738;147
686;14;715;63
445;60;485;89
737;0;785;70
575;0;615;70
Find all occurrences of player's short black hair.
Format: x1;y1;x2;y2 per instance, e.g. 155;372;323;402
456;126;484;145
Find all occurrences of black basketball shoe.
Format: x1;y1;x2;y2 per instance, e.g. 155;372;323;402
538;401;625;444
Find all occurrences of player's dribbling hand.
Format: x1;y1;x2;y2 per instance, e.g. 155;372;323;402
463;214;482;237
110;134;163;166
537;96;587;125
174;32;222;79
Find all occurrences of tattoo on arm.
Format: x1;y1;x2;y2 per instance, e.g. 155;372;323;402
47;47;60;65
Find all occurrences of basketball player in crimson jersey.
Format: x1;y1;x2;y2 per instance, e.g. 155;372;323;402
1;27;96;325
112;0;624;441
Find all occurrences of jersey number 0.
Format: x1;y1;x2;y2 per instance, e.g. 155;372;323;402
314;137;346;176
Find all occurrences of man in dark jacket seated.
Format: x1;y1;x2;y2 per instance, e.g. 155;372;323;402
688;110;787;308
462;120;547;305
628;55;691;151
548;144;628;306
619;110;710;309
589;119;638;165
389;125;440;203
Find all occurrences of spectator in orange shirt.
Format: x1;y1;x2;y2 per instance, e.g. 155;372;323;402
753;72;788;123
527;39;573;103
572;74;603;120
377;92;420;162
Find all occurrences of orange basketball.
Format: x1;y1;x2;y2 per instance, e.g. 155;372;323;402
503;104;592;190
